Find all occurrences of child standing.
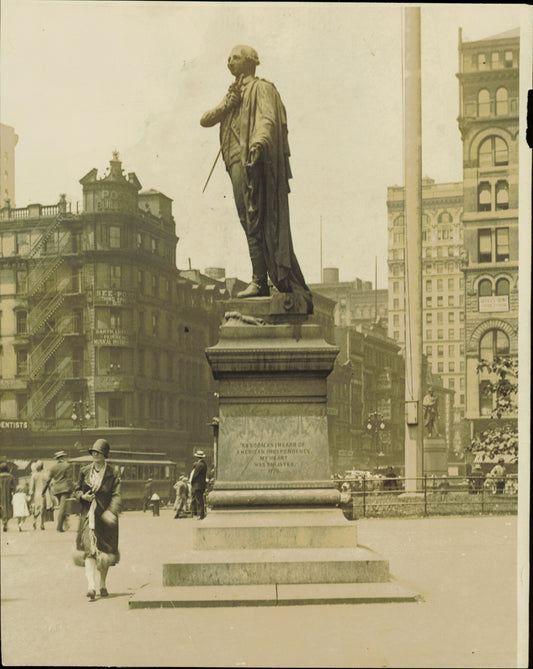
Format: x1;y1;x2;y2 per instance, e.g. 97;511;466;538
12;485;30;531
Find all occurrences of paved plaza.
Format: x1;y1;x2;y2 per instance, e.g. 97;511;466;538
1;510;521;667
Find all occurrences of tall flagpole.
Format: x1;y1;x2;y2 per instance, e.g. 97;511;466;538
403;6;424;491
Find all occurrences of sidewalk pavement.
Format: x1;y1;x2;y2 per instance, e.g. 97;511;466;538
1;509;519;668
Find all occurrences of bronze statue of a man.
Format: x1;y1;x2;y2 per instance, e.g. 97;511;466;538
423;386;439;437
201;45;313;312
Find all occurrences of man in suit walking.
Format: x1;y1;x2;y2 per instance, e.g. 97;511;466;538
42;451;72;532
189;451;207;520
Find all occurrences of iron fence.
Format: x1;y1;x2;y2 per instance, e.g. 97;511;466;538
339;474;518;519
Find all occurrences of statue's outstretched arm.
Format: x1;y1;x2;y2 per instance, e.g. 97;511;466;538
200;98;228;127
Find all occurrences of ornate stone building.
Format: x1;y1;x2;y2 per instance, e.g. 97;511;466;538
456;28;519;438
0;154;219;468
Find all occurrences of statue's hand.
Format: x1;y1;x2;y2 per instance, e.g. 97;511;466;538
225;88;241;109
248;143;262;165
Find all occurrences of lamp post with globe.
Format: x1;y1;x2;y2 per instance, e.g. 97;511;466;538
366;412;386;471
71;401;92;449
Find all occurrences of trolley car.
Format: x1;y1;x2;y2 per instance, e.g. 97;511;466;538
69;450;177;510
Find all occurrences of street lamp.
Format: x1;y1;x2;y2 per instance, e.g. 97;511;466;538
71;401;92;447
365;411;386;470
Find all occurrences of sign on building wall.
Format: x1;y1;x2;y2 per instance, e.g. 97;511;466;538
478;296;509;312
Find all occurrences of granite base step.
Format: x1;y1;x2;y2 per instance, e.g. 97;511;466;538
129;581;421;608
162;546;389;586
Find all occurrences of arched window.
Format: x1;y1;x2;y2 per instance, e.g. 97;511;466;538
495;181;509;210
479;329;510;361
478;89;491;116
495;278;509;296
478;136;508;167
394;215;404;226
477;182;491;211
478;279;492;297
422;214;430;225
496;87;508;115
438;211;452;224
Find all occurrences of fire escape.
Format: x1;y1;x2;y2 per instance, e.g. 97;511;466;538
24;213;79;423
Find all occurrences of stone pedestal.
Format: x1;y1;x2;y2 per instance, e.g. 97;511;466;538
424;437;448;476
129;297;419;607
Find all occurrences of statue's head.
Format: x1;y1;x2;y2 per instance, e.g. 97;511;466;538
227;45;260;77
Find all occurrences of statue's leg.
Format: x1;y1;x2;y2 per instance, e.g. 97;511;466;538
229;163;268;296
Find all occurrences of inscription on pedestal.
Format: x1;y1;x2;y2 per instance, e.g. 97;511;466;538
218;415;329;483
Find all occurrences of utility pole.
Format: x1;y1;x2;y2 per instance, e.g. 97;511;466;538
403;6;424;491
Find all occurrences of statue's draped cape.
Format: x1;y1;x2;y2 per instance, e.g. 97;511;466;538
221;78;312;311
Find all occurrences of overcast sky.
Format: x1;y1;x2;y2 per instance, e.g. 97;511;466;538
1;2;529;286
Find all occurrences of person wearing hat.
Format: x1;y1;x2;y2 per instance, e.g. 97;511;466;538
173;475;190;520
73;439;121;600
29;460;51;530
142;478;153;513
42;450;73;532
469;464;485;495
490;457;507;494
0;462;15;532
189;451;207;520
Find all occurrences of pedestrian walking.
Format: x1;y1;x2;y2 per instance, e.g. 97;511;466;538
0;461;15;532
12;485;30;531
142;479;153;512
173;476;190;519
490;458;506;494
189;450;207;520
73;439;121;601
29;461;51;530
42;451;73;532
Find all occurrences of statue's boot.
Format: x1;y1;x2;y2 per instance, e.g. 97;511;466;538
237;275;269;298
237;253;269;298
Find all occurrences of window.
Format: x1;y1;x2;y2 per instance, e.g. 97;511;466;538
16;311;27;334
72;348;83;377
478;183;491;212
479;329;510;361
151;238;158;254
478;88;490;115
495;182;509;211
437;312;443;324
478;229;492;262
393;299;399;309
426;297;432;307
111;265;122;288
393;231;404;244
438;212;452;224
394;216;404;226
459;312;464;322
393;314;399;326
393;282;399;294
437;330;443;340
437;279;443;292
478;279;492;297
448;329;454;339
110;309;122;329
495;278;509;296
109;398;124;427
437;296;443;307
152;351;160;378
72;309;83;334
138;311;145;335
437;345;444;358
479;136;508;167
16;349;28;376
152;312;159;336
16;233;30;255
138;270;144;293
496;228;509;261
426;345;433;356
109;226;122;248
448;312;455;323
152;275;158;296
448;345;455;357
504;50;513;67
426;313;432;324
70;267;81;293
448;295;455;306
393;331;399;341
437;362;444;373
448;278;454;291
478;54;487;71
425;279;432;293
426;329;432;341
17;394;27;419
491;52;500;69
449;378;455;389
449;361;455;372
137;232;143;249
495;88;508;115
16;269;27;294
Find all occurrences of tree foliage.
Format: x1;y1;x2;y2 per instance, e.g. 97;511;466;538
467;356;518;459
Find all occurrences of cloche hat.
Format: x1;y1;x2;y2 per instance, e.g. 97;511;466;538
89;439;110;458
